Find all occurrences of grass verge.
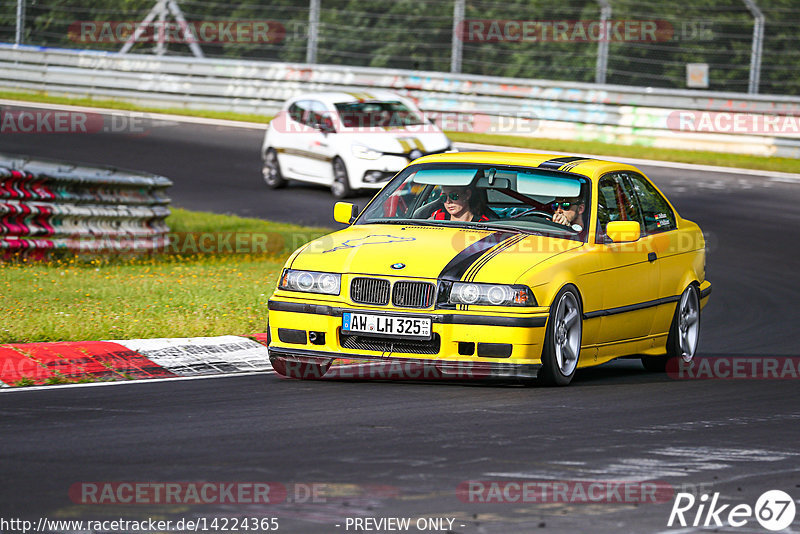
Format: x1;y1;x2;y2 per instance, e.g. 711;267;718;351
0;208;330;344
3;89;800;174
0;90;270;124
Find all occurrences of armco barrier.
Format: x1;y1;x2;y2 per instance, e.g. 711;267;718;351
0;153;171;255
2;44;800;158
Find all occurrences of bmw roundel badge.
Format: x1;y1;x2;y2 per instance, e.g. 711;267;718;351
391;263;406;270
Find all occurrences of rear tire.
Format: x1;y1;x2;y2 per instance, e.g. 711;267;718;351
539;286;582;386
263;148;287;189
642;284;700;372
331;157;352;198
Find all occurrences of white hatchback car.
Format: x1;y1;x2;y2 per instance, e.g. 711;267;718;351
261;91;452;197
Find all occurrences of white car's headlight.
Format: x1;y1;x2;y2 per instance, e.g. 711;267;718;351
448;282;536;306
279;269;341;295
352;143;382;160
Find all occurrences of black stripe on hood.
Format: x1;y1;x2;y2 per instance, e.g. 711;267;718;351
438;231;518;281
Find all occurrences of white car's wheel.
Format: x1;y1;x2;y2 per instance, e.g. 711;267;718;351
642;284;700;372
263;148;287;189
331;157;353;198
540;286;582;386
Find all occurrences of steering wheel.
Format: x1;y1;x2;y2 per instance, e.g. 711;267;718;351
509;208;553;220
412;199;443;219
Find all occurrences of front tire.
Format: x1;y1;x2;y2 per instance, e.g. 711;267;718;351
331;157;353;198
263;148;287;189
642;284;700;372
539;286;582;386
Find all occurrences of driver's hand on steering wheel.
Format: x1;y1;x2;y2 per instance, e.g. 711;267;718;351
552;212;570;226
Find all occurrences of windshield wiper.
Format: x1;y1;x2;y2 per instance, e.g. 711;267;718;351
369;219;441;227
367;219;554;236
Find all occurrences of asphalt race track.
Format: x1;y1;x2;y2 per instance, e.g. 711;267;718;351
2;106;800;533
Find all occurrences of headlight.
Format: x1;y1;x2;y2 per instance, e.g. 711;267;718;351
449;282;536;306
279;269;341;295
352;143;382;160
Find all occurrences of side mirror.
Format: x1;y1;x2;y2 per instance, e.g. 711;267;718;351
606;221;641;243
317;114;336;134
334;202;359;225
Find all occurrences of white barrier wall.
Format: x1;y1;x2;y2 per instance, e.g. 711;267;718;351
2;44;800;158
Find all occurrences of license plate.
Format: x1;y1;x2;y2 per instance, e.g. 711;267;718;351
342;312;432;340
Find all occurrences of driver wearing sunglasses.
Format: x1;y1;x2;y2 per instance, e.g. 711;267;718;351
551;197;585;231
430;186;489;223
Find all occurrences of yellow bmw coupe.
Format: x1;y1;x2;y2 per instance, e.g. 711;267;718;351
267;152;711;385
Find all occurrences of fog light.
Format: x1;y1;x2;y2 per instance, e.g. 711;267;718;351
308;331;326;345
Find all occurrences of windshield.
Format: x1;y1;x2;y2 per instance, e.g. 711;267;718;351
356;163;591;242
334;101;425;128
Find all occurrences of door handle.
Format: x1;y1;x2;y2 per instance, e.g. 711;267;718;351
648;252;657;262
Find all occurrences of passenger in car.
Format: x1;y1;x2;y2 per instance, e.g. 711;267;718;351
430;185;490;222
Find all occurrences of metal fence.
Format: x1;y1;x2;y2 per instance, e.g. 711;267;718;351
1;0;799;95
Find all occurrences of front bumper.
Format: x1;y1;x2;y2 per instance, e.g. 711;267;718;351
269;347;542;382
349;147;451;189
348;154;408;189
267;297;549;380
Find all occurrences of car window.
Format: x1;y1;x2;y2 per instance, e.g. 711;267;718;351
307;100;331;129
358;164;591;242
334;101;424;128
624;173;677;234
288;100;310;124
596;173;643;242
379;178;434;219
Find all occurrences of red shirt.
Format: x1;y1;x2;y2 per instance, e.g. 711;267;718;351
431;209;489;222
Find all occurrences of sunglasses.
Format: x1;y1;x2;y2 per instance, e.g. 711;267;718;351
441;192;462;201
551;201;575;210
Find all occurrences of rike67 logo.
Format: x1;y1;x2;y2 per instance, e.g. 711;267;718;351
668;490;796;531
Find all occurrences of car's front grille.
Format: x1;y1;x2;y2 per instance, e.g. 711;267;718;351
339;332;441;355
392;281;436;308
350;277;436;308
350;277;390;305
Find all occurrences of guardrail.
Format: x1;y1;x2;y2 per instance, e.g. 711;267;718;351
0;152;172;256
2;44;800;158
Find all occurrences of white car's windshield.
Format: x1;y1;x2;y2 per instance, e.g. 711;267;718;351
357;164;592;242
334;101;425;128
